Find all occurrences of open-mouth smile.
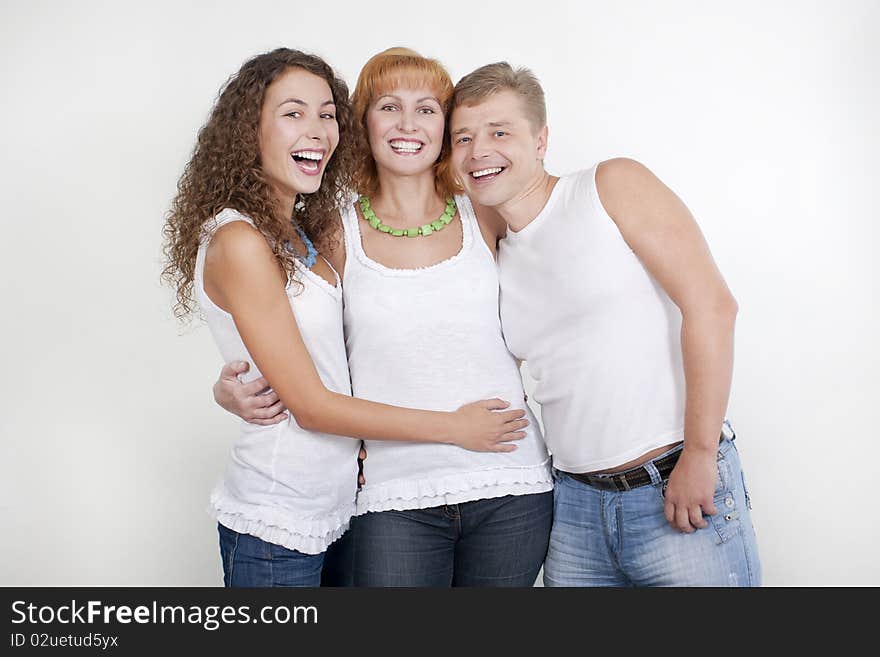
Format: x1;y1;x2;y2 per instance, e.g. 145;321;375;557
291;149;325;175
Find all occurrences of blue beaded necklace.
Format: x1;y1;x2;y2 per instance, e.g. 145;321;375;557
288;225;317;269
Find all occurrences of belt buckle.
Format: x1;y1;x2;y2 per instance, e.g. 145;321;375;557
616;473;631;491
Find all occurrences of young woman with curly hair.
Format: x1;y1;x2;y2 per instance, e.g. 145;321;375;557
213;48;554;587
163;48;530;587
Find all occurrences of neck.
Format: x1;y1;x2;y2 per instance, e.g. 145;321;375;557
495;167;557;233
275;190;296;224
370;167;443;225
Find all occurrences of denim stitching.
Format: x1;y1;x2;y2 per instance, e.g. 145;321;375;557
266;536;275;587
227;528;239;587
741;526;756;586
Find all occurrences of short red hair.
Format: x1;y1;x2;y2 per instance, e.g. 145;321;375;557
351;47;457;197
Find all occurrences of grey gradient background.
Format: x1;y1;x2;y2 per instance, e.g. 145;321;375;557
1;0;877;585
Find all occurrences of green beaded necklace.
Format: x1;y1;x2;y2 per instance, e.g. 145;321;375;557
359;195;456;237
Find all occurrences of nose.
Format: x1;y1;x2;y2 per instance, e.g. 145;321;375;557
469;132;491;159
396;109;417;133
305;114;327;141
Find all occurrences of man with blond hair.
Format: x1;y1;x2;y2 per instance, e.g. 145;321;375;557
449;62;761;586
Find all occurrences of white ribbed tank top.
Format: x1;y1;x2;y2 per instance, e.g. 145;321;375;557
497;166;687;473
194;208;360;554
339;195;552;514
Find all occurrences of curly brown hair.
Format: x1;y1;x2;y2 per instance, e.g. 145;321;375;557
162;48;361;320
350;47;457;198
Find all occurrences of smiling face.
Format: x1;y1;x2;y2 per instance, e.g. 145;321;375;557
365;87;445;179
450;90;547;208
258;67;340;211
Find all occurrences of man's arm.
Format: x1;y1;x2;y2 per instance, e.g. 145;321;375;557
596;158;738;533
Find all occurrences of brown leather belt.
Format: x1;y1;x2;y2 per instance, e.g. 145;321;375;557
560;422;735;492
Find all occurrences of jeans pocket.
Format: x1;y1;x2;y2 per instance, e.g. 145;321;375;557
652;480;668;507
709;459;743;545
714;453;731;495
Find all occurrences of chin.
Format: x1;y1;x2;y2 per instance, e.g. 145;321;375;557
467;188;501;208
296;176;324;195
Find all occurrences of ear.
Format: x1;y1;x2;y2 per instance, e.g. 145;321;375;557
535;125;549;160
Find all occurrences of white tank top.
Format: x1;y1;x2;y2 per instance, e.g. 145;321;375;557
340;195;552;514
497;166;687;473
194;208;360;554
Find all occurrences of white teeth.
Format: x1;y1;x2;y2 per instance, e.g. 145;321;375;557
390;140;422;151
292;151;323;160
472;167;503;178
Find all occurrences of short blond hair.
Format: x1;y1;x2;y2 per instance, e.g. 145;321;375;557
453;62;546;132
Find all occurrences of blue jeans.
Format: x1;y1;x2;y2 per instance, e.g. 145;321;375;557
218;523;325;587
544;437;761;587
353;492;553;587
320;518;356;587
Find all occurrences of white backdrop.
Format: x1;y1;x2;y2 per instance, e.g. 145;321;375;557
1;0;877;586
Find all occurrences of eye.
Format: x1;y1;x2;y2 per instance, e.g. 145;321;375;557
320;112;336;120
494;130;507;137
418;107;436;115
380;104;398;112
454;136;471;145
285;111;302;119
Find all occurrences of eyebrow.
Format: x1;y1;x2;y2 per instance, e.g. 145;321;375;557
452;120;512;136
375;94;441;104
277;98;336;109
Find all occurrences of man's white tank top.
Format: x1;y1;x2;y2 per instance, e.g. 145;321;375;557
194;208;360;554
339;195;552;515
497;166;687;473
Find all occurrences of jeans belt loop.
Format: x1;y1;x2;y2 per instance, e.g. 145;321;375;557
563;426;732;492
722;419;736;441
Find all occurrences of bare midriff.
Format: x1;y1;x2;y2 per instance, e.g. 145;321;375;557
585;441;683;475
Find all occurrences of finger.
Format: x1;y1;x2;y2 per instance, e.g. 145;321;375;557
221;361;250;379
505;418;529;431
499;431;526;442
664;499;675;524
240;377;271;397
480;398;511;411
491;443;518;453
689;504;708;529
702;499;717;517
499;409;527;422
674;505;694;533
250;401;286;419
252;390;280;409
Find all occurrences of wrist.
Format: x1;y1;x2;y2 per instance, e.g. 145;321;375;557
441;410;461;446
681;441;717;459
